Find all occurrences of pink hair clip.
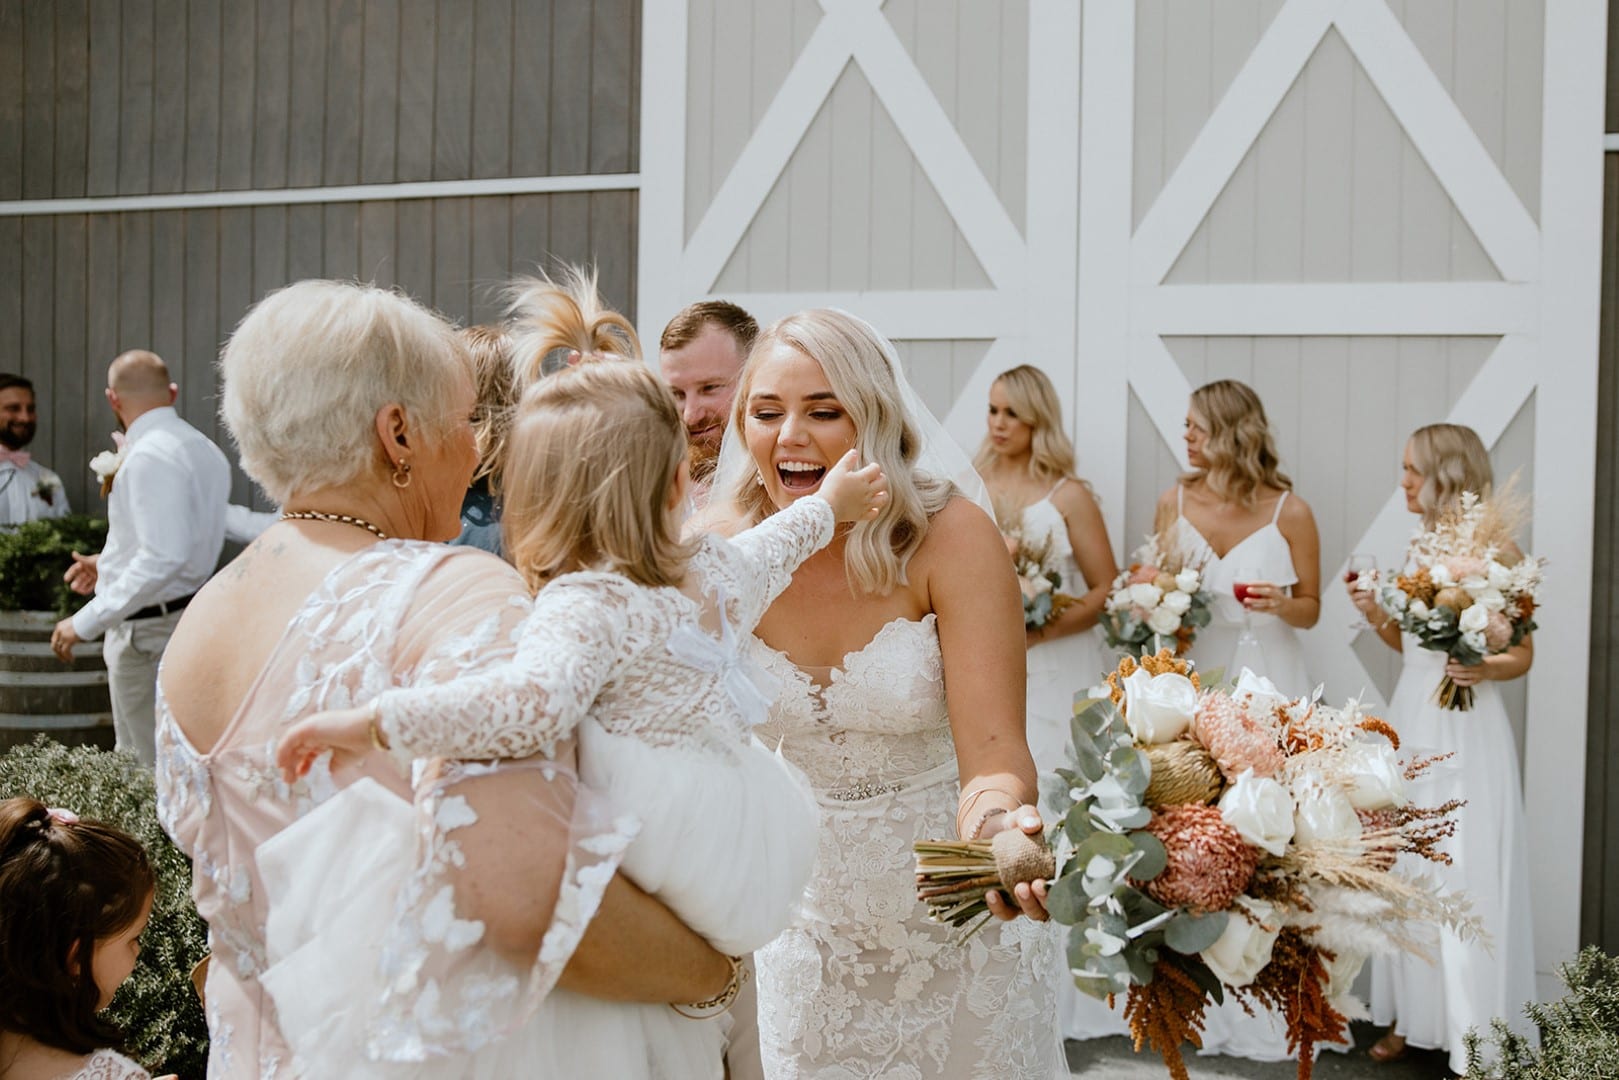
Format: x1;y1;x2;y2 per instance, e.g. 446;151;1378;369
46;807;80;825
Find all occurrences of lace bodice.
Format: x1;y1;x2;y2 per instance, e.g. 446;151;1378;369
377;495;835;763
752;614;956;795
61;1050;149;1080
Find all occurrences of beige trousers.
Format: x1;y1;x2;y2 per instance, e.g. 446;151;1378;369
103;610;181;767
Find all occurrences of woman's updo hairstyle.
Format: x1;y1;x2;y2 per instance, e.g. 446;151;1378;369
0;797;154;1053
506;265;642;387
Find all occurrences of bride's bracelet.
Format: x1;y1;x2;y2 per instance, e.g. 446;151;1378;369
956;785;1023;840
670;953;747;1020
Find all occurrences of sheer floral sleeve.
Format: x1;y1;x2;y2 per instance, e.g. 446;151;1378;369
712;494;834;633
376;573;639;763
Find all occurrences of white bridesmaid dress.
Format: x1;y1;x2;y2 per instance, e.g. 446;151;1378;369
1370;636;1538;1074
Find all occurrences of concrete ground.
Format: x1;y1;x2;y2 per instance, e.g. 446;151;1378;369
1066;1023;1455;1079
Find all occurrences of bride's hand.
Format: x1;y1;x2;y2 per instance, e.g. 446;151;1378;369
818;450;888;522
980;804;1051;923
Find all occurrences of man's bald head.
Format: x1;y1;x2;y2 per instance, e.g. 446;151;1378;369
106;350;177;427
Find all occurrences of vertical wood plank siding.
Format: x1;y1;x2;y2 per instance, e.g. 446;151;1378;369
1585;0;1619;951
0;0;640;514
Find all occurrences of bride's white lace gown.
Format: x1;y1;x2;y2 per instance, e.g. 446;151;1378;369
750;617;1066;1079
258;496;836;1078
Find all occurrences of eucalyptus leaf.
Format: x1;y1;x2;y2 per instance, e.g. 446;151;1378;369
1119;887;1168;923
1044;873;1091;926
1175;954;1226;1005
1124;948;1156;986
1164;909;1230;955
1113;748;1150;796
1076;831;1135;866
1103;805;1152;830
1064;808;1096;844
1128;831;1168;881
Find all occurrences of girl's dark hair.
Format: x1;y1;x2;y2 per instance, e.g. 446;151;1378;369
0;797;155;1053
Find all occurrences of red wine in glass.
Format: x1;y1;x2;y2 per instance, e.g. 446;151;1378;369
1233;582;1259;604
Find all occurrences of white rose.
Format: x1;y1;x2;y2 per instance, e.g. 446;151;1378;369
1161;590;1192;615
1407;599;1429;620
1322;948;1369;1020
1128;582;1164;610
1200;895;1281;989
1109;588;1133;610
1384;588;1408;613
1218;770;1296;856
1146;605;1183;636
1341;741;1406;811
1487;561;1513;590
88;450;121;480
1291;772;1363;846
1462;629;1487;653
1458;604;1489;633
1429;563;1454;588
1175;568;1200;593
1233;668;1288;717
1122;668;1197;744
1474;587;1507;613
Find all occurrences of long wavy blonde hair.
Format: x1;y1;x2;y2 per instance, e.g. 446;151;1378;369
972;364;1079;483
501;360;696;590
1407;423;1493;524
505;264;641;387
1184;379;1291;506
719;309;955;595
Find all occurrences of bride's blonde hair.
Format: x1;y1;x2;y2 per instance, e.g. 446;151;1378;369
1183;379;1291;507
502;360;697;590
505;264;641;387
721;309;954;595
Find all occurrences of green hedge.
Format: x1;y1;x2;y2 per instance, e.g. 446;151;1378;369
0;515;109;615
1462;946;1619;1079
0;739;209;1078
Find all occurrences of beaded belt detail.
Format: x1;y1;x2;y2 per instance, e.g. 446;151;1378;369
825;778;905;802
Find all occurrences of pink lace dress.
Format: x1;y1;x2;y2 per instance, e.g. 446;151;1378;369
155;542;624;1079
60;1050;150;1079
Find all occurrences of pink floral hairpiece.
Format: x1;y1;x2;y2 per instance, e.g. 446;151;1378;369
45;807;79;825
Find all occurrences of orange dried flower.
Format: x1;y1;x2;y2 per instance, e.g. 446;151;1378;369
1139;804;1258;912
1356;716;1400;750
1123;960;1211;1080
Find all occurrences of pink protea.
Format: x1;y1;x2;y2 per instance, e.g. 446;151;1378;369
1445;556;1487;582
1484;610;1513;652
1137;804;1259;913
1129;563;1161;585
1191;690;1286;780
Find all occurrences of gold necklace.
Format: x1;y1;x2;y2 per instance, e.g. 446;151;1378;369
279;510;389;540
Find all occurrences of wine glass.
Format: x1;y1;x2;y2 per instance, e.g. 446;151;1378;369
1230;564;1268;676
1345;553;1378;631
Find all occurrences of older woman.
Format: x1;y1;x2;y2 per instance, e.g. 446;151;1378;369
710;309;1062;1079
154;280;730;1077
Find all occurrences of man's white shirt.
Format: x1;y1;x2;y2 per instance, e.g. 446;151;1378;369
71;407;231;641
0;458;69;525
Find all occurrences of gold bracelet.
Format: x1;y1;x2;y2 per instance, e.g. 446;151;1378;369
670;953;747;1019
956;785;1024;839
367;698;391;752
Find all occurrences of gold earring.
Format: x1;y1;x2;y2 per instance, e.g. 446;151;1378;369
392;461;413;489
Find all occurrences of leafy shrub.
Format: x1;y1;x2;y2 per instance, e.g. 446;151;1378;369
0;738;208;1078
0;515;109;615
1462;946;1619;1079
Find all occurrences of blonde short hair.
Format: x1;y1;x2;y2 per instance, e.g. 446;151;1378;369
462;324;518;494
722;309;954;595
1185;379;1291;506
502;361;697;590
220;280;468;503
506;265;641;387
973;364;1080;483
1408;423;1493;522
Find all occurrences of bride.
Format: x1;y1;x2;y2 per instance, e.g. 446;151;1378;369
707;309;1065;1078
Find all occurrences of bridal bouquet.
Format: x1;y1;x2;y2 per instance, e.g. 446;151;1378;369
1100;538;1211;656
1005;527;1076;630
1039;651;1479;1080
1375;490;1542;710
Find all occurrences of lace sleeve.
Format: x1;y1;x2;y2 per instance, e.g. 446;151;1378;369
378;572;637;762
722;494;835;632
73;1049;151;1079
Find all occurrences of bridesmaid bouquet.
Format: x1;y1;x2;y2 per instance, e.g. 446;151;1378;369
1038;651;1479;1080
1100;537;1211;656
1375;490;1543;710
1004;527;1076;630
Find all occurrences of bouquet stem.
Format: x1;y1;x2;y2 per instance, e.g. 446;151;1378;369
1434;674;1474;711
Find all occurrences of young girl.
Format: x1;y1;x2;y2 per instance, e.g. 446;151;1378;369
267;359;887;1078
0;798;166;1080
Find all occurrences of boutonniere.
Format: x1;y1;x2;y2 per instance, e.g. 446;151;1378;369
89;433;127;498
33;476;60;506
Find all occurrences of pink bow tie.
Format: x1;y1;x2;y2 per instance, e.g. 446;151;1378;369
0;447;30;468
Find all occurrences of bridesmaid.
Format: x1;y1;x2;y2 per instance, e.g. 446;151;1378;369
1159;379;1325;1062
1155;379;1320;698
1349;424;1538;1072
975;365;1117;777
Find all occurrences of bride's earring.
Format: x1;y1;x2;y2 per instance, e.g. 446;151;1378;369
754;471;766;488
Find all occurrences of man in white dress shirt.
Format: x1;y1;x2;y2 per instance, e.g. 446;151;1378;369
0;373;70;525
49;350;231;765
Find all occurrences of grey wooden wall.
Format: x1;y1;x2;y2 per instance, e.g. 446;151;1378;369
1582;0;1619;955
0;0;640;512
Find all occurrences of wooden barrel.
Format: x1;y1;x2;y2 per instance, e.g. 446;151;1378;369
0;610;115;751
